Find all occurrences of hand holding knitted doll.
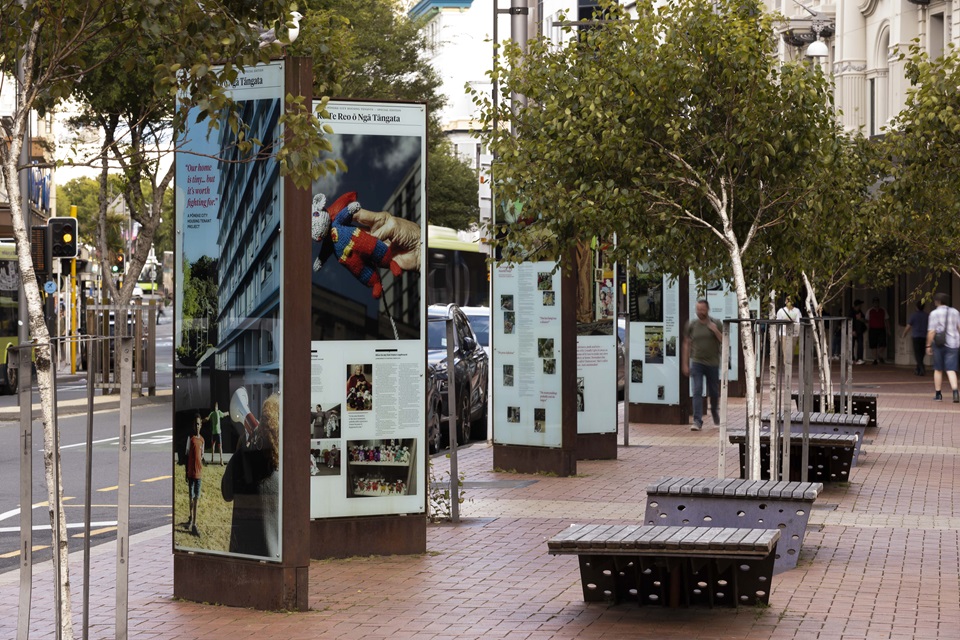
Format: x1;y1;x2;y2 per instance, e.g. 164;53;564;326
352;209;421;273
311;192;419;298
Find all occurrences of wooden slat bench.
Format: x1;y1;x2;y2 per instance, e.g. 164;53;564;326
762;411;869;465
547;524;779;608
791;391;878;428
643;477;823;574
728;430;857;483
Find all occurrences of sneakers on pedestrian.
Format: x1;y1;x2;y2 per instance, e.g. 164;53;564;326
191;524;200;536
711;409;720;426
954;390;959;404
934;391;943;402
855;360;865;365
690;421;703;431
872;359;878;365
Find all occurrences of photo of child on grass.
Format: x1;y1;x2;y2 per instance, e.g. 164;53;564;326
174;389;281;560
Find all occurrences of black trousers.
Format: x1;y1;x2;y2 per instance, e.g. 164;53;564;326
912;337;926;373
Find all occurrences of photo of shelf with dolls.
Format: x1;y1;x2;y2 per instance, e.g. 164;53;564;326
350;461;409;467
346;438;417;499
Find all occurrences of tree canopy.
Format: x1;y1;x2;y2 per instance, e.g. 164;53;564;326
474;0;861;476
476;0;843;287
877;41;960;283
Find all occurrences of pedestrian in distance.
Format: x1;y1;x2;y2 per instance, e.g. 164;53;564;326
184;413;205;536
682;299;722;431
204;401;228;465
926;293;960;403
867;297;888;364
903;301;928;376
775;296;801;366
850;299;866;364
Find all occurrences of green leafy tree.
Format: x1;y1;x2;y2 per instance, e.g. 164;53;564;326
428;139;481;228
177;256;218;363
293;0;480;229
878;42;960;282
782;134;882;402
57;176;130;255
65;5;334;313
474;0;849;476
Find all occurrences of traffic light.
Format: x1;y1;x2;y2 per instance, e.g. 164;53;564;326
48;216;78;258
112;252;124;273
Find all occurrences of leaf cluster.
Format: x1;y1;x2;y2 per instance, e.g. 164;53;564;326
292;0;447;141
876;41;960;280
472;0;861;297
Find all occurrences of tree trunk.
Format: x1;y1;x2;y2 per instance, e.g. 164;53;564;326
2;131;74;639
725;239;760;479
802;272;833;406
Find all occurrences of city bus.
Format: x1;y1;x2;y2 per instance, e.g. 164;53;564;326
426;225;488;308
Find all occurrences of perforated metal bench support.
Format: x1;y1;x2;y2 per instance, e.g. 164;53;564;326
761;417;868;466
728;432;856;483
644;477;823;574
575;552;775;607
791;392;878;428
547;525;779;608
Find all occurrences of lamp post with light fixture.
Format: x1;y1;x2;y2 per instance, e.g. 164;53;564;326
806;15;829;59
779;0;833;61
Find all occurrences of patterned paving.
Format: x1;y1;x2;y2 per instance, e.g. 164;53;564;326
2;363;959;638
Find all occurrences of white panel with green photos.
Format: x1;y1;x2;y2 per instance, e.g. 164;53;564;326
627;271;681;405
492;261;564;448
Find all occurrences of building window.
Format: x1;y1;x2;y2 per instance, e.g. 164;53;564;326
930;13;944;59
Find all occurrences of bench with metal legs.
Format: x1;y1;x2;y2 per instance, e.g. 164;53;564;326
643;477;823;574
728;430;857;483
547;524;780;608
762;411;869;465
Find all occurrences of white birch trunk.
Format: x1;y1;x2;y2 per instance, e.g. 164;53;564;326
722;232;760;479
2;129;74;639
802;272;833;406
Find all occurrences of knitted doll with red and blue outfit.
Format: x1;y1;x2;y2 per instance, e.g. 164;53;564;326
311;192;402;299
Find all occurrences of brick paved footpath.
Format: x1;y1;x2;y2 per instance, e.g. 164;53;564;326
1;365;959;639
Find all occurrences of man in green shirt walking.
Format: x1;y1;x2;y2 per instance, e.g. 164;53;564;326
204;401;229;465
682;299;723;431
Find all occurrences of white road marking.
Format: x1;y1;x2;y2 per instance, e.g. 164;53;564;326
0;521;117;534
57;427;171;451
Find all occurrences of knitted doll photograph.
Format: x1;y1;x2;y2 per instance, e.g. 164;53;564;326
310;132;423;342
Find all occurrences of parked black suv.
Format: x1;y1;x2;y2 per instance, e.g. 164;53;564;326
427;304;489;446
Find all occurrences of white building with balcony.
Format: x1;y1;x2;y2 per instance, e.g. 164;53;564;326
773;0;957;137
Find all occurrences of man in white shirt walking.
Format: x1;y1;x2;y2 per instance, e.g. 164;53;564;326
926;293;960;403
